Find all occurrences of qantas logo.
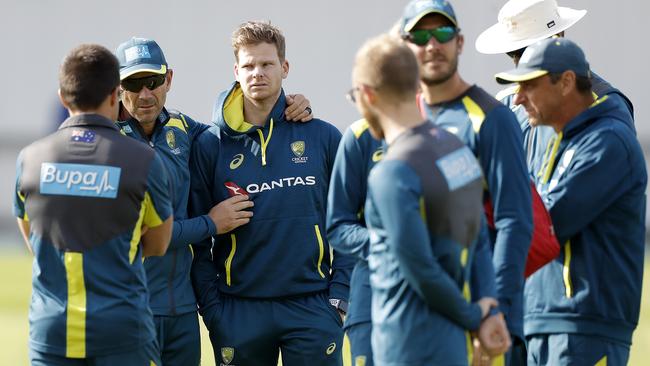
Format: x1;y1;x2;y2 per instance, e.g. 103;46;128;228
225;176;316;195
224;181;248;197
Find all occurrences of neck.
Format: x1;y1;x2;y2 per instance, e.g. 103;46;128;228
551;92;595;132
243;90;281;126
381;101;427;145
139;120;156;137
68;106;114;122
421;73;470;105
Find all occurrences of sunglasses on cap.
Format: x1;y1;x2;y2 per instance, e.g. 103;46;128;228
404;26;459;46
121;74;167;93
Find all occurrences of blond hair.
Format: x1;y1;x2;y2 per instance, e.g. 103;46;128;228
354;33;419;102
232;21;286;62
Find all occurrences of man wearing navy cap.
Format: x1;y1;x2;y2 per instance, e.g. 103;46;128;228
399;0;533;364
496;38;647;365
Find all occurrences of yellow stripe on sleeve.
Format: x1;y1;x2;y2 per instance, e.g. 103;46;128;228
128;199;147;264
595;356;607;366
142;191;164;228
64;252;86;358
461;96;486;133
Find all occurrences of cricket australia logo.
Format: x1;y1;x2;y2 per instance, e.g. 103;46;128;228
291;140;308;163
166;130;176;149
40;163;121;199
221;347;234;365
166;130;181;155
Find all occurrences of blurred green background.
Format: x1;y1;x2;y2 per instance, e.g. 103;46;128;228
1;248;648;365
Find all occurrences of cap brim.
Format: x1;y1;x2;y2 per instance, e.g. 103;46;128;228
475;7;587;54
495;68;548;84
120;64;167;80
403;9;458;32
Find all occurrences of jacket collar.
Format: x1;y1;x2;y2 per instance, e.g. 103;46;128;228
59;113;119;131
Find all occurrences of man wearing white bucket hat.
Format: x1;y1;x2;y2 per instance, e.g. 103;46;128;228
476;0;634;176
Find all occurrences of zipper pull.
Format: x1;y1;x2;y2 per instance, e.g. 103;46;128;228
149;141;155;148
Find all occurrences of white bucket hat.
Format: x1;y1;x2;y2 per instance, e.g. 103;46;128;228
475;0;587;54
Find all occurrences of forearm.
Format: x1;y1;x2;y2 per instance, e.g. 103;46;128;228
190;239;220;313
470;222;497;300
327;221;370;260
168;215;217;250
329;249;355;301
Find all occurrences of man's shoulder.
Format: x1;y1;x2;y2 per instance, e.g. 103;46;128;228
463;85;505;115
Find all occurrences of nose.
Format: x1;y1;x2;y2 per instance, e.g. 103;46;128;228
138;86;154;98
513;89;526;106
252;65;264;79
425;36;443;51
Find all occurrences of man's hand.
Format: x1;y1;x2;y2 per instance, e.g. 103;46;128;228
208;195;254;234
285;94;313;122
477;297;498;319
477;312;511;358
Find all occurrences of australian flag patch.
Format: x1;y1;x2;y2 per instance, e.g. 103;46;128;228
70;129;96;143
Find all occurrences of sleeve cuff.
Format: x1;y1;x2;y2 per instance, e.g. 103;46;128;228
328;283;350;302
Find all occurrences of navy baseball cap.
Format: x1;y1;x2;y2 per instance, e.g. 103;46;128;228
116;37;168;80
495;38;590;84
402;0;458;34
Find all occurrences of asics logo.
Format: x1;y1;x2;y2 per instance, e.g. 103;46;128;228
40;163;121;199
230;154;244;170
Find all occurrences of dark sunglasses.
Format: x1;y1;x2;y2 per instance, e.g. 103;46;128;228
121;74;166;93
507;47;527;60
404;26;459;46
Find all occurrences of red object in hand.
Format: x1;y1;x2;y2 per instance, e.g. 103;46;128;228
484;181;560;278
224;181;248;197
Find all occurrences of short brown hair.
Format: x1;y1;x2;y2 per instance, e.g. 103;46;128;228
232;21;286;62
549;72;592;95
354;34;419;102
59;44;120;111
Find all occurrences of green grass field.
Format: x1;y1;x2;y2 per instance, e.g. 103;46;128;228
1;249;648;365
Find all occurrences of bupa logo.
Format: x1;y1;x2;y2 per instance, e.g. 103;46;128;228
40;163;121;199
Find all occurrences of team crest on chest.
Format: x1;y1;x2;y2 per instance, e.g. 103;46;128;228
291;140;308;164
221;347;234;365
166;130;182;155
166;130;176;149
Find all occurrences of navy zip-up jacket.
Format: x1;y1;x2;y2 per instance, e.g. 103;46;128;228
525;95;646;346
327;119;496;330
365;123;488;365
189;82;352;312
118;108;214;316
420;85;533;339
498;72;635;175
